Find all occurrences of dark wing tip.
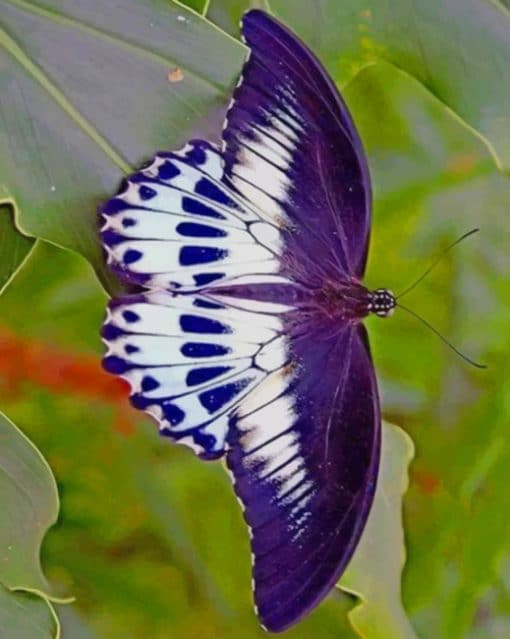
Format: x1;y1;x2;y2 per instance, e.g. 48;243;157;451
241;8;282;42
241;7;269;23
255;486;378;634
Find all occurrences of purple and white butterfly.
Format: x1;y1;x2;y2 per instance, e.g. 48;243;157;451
100;10;395;632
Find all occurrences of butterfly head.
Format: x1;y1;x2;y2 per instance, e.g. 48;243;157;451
369;288;396;318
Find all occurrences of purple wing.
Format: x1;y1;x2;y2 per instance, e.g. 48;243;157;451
222;9;372;279
227;320;380;632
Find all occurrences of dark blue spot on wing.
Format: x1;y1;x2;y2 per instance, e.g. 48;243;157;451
139;185;157;200
179;246;228;266
101;324;124;340
194;431;217;453
186;144;207;165
141;376;160;392
124;344;140;354
103;356;130;374
122;217;136;228
193;273;224;287
199;378;252;413
162;402;185;426
127;173;141;183
122;310;140;323
130;394;152;409
176;222;227;238
124;249;143;265
101;230;125;247
171;427;219;456
195;178;234;206
186;366;232;386
181;343;230;358
193;298;224;310
182;196;225;220
180;314;229;334
158;161;180;180
102;198;129;214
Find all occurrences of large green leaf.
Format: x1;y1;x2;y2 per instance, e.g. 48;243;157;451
0;411;58;590
270;0;510;171
339;422;417;639
0;0;244;289
0;586;58;639
0;411;61;636
0;203;34;295
0;240;108;352
57;605;97;639
1;5;510;635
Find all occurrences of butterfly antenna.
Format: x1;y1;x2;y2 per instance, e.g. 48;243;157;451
396;228;480;300
396;302;486;369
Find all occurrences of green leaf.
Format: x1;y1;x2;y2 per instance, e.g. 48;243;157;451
269;0;510;171
0;411;61;636
0;411;59;590
339;422;417;639
0;203;34;295
0;585;58;639
419;381;510;639
0;0;244;289
57;605;96;639
0;240;108;352
179;0;207;14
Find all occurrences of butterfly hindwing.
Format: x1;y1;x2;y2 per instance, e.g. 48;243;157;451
102;290;380;630
227;322;380;632
102;291;293;459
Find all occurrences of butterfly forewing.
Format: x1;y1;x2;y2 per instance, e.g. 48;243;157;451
222;10;372;280
102;291;293;458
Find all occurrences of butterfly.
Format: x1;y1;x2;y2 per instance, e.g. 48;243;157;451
100;9;395;632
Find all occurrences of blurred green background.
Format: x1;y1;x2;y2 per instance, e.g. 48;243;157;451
1;1;510;638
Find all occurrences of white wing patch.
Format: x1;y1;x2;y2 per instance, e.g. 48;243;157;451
100;140;291;292
222;77;306;224
102;292;294;459
231;366;315;524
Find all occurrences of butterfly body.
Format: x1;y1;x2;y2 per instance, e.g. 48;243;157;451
210;278;379;322
100;9;385;633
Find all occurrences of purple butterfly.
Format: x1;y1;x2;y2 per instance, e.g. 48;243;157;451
100;10;393;632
